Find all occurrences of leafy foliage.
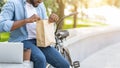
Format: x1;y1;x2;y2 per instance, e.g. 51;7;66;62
0;0;5;12
44;0;58;15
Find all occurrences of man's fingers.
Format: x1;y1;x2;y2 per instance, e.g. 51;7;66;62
49;13;59;22
32;14;41;21
54;16;59;22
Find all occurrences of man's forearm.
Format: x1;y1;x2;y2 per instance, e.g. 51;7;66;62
10;19;29;31
10;14;40;31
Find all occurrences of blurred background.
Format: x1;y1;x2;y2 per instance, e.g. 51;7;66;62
0;0;120;42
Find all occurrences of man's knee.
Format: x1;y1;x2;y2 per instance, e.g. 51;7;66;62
32;54;46;63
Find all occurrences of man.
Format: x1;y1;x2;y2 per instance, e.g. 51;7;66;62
0;0;70;68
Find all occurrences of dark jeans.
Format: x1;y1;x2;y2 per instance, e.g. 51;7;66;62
22;39;70;68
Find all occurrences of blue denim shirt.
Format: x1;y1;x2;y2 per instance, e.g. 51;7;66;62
0;0;47;42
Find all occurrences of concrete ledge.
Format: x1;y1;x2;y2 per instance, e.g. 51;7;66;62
0;61;33;68
64;26;120;63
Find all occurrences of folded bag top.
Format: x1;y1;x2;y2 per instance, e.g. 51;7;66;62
36;20;56;47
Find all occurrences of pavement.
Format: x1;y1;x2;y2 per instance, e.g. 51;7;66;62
80;42;120;68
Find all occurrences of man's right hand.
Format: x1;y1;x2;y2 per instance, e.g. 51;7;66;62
11;14;40;31
26;14;41;23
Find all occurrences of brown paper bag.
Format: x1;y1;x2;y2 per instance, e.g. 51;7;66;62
36;20;56;47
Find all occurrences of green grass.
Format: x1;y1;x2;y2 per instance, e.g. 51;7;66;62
62;17;107;29
63;24;93;29
0;32;10;42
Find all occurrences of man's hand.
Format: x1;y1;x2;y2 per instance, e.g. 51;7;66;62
26;14;41;23
48;13;59;23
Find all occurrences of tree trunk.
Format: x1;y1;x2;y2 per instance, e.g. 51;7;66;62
56;0;65;29
73;5;77;28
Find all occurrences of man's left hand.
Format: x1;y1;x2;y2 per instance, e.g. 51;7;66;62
48;13;59;23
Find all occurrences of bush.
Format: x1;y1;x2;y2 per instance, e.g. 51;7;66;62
0;32;10;42
0;0;5;12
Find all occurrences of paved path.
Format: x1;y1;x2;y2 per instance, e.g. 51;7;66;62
81;42;120;68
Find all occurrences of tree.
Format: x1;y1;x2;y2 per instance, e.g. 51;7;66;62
56;0;65;29
44;0;58;15
114;0;120;7
103;0;120;7
67;0;80;28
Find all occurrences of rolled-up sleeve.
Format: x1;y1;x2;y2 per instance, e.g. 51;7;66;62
0;1;15;32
